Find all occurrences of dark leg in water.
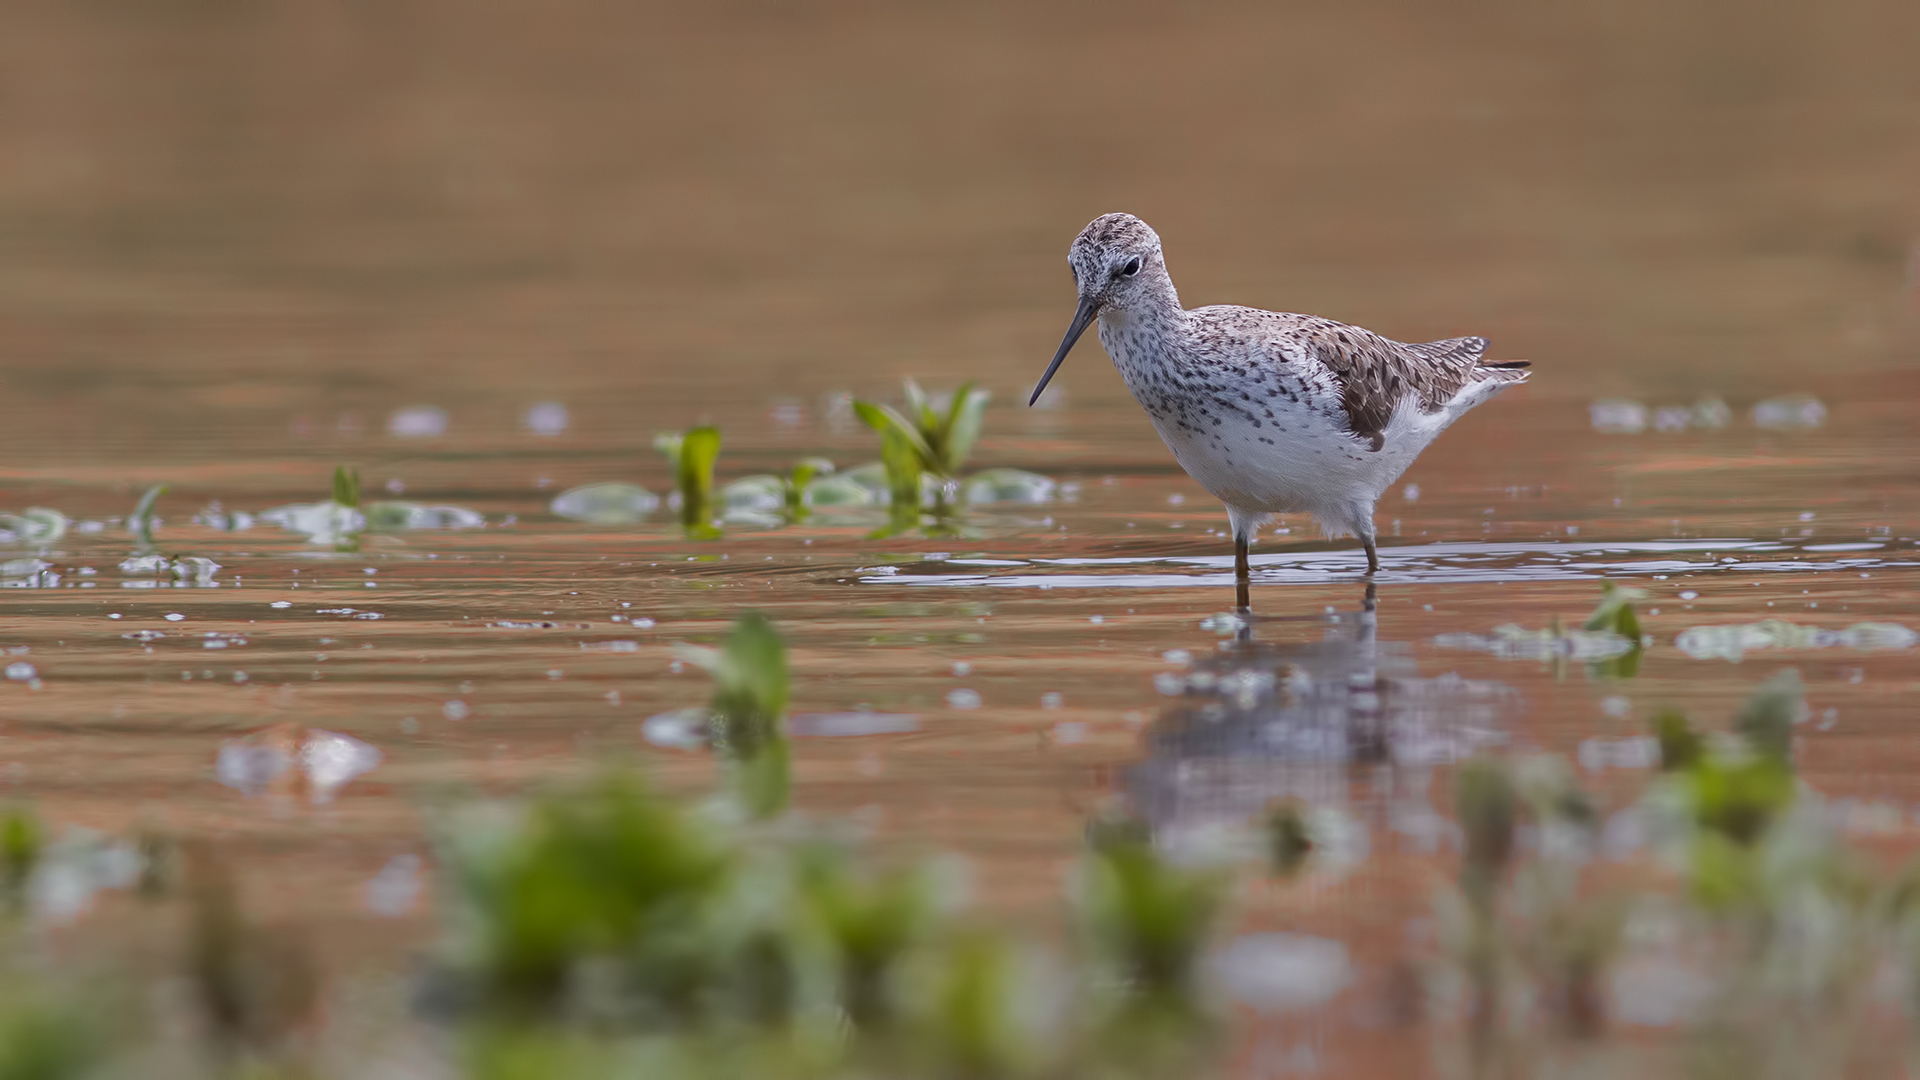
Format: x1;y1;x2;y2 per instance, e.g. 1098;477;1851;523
1234;532;1251;613
1361;534;1379;575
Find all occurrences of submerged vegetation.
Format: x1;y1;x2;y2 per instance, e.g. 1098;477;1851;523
548;380;1055;534
1434;580;1650;678
252;466;484;547
1428;667;1920;1075
850;380;1052;535
654;425;724;538
0;613;1229;1078
854;379;989;512
0;580;1910;1079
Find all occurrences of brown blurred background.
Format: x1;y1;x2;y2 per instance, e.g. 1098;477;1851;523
0;0;1916;464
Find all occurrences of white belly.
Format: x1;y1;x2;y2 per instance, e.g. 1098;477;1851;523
1142;392;1454;534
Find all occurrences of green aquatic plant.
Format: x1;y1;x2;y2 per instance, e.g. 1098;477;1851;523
0;991;106;1080
1432;580;1647;679
854;381;990;531
1660;672;1801;847
876;426;926;534
848;382;1055;534
1582;580;1643;639
914;930;1048;1079
1648;672;1805;910
0;808;41;914
1080;826;1222;1017
798;851;948;1033
717;457;839;525
1733;667;1803;762
259;466;485;545
330;464;360;509
1262;798;1316;879
1436;755;1626;1054
853;380;990;487
548;482;660;524
1074;825;1223;1075
1456;758;1518;900
0;508;67;549
441;775;731;1015
676;613;792;819
1581;580;1647;678
128;484;167;554
781;457;834;519
257;467;364;548
655;426;723;538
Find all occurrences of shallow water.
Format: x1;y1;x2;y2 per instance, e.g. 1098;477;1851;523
2;0;1918;1072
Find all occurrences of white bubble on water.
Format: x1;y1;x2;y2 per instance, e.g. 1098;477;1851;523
442;700;469;721
946;688;982;711
1590;400;1648;433
524;401;570;435
365;854;423;917
302;729;382;804
388;405;447;437
1209;934;1352;1013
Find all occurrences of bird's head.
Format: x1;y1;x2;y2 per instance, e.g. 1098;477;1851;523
1031;213;1167;406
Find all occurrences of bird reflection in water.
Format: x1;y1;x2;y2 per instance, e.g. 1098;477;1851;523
1127;584;1519;854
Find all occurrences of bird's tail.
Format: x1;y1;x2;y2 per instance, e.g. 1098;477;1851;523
1476;359;1531;386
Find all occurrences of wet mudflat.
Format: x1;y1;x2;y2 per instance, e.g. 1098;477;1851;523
1;1;1918;1075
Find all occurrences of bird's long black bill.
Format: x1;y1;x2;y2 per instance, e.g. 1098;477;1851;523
1028;296;1102;406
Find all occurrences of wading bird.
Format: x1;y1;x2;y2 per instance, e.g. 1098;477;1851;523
1029;213;1529;611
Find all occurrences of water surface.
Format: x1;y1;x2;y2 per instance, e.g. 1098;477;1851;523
1;0;1917;1070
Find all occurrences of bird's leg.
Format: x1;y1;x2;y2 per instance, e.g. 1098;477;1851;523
1361;534;1379;576
1234;531;1251;614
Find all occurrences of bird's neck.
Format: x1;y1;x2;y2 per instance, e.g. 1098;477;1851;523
1097;276;1188;381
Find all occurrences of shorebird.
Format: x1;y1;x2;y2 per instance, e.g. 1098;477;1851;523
1029;213;1529;611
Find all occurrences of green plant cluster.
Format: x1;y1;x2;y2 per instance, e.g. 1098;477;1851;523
552;383;1053;538
0;615;1224;1080
428;779;1221;1080
1432;668;1920;1076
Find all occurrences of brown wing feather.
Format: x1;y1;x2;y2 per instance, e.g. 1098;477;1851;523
1298;323;1504;452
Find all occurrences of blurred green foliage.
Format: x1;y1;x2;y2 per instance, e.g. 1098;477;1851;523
5;638;1910;1078
1081;826;1222;1019
655;427;723;539
0;507;68;549
0;809;40;914
442;776;731;1016
781;458;835;520
0;995;101;1080
329;466;360;510
1262;798;1315;879
676;614;793;819
1581;581;1647;678
128;484;168;554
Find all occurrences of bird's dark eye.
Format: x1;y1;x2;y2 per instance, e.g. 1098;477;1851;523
1120;257;1142;278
